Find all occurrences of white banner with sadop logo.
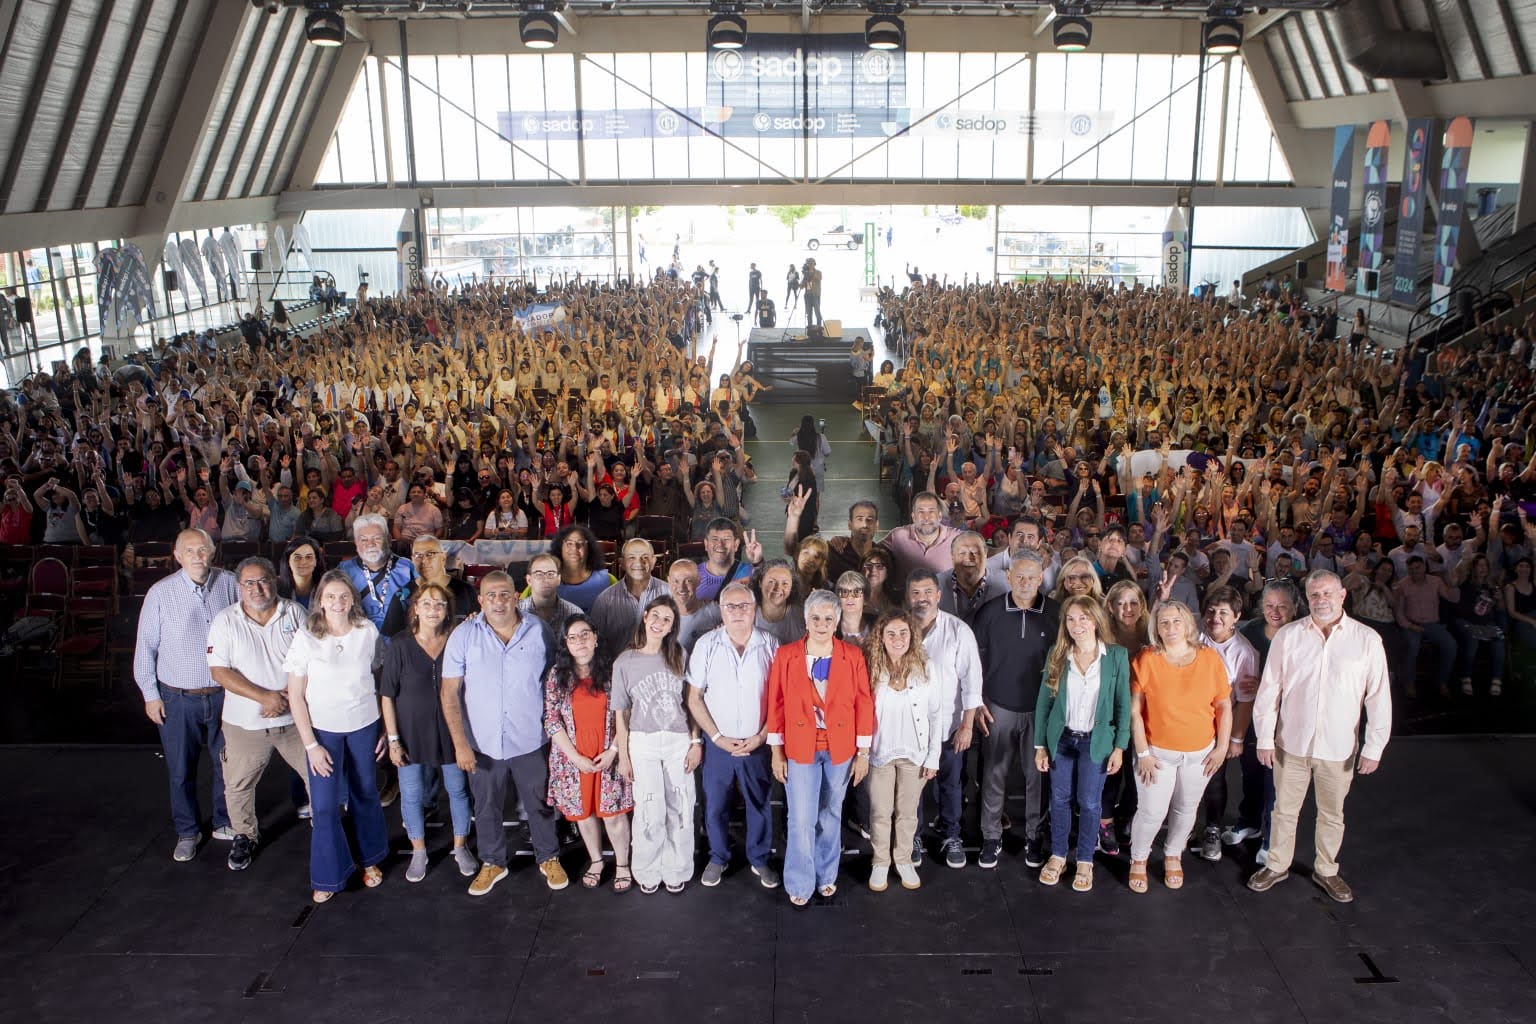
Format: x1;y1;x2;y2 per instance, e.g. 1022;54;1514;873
909;109;1115;141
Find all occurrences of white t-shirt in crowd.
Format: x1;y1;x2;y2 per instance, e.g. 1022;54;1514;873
207;599;306;730
1205;630;1260;702
281;622;382;733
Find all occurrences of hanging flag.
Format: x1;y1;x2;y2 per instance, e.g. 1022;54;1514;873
1357;119;1390;297
202;236;227;302
1161;207;1189;292
118;243;157;325
1390;117;1434;305
179;238;209;306
1431;116;1475;315
95;249;122;333
221;230;243;294
1324;125;1355;292
272;226;289;272
164;241;185;299
293;223;316;271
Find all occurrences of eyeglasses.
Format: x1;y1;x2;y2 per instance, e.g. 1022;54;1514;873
528;569;559;581
565;630;597;643
238;578;275;590
721;601;755;613
836;588;865;598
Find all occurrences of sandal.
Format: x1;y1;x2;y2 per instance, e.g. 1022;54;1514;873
581;862;605;889
312;889;334;904
818;884;837;898
638;881;660;894
665;881;687;894
1072;864;1094;893
790;895;810;907
1128;860;1149;894
612;865;633;894
362;866;383;888
1038;856;1066;886
1163;857;1184;890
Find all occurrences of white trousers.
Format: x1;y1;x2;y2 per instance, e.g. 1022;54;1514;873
1130;742;1215;861
628;730;697;888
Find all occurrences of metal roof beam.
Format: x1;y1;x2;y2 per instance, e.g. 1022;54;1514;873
41;0;118;211
0;0;75;210
285;38;367;193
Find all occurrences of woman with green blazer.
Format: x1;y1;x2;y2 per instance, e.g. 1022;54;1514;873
1032;594;1132;892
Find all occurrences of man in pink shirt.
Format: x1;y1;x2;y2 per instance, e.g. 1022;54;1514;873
881;491;959;581
1247;570;1391;903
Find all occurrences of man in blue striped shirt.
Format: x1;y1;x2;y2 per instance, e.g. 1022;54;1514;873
134;529;241;862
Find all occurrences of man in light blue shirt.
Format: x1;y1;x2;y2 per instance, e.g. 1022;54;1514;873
133;528;241;862
441;570;566;896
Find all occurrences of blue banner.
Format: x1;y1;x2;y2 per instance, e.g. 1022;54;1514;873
1391;117;1434;305
1431;115;1474;315
1325;125;1354;292
705;33;906;138
1357;119;1390;297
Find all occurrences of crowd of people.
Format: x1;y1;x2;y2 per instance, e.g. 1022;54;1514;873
2;267;1523;907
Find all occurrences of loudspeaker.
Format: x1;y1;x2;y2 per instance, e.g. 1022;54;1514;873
1295;260;1308;279
250;251;264;271
162;269;178;291
824;319;843;339
807;324;825;340
1361;268;1380;292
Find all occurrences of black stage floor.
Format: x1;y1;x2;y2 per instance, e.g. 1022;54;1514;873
6;737;1536;1023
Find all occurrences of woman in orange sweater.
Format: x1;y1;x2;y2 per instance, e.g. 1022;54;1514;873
1127;599;1233;893
767;589;875;906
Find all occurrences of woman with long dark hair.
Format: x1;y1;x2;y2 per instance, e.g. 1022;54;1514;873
548;523;616;613
792;414;832;494
278;536;327;610
545;613;634;891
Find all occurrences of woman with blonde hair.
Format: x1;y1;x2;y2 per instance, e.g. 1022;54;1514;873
794;534;831;595
863;610;947;893
1103;580;1150;655
1100;579;1151;853
1126;599;1232;893
1051;555;1104;603
1032;595;1131;892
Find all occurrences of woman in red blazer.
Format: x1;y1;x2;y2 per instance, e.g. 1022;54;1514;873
768;590;875;906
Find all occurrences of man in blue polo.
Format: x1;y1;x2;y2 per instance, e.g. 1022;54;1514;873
441;570;568;896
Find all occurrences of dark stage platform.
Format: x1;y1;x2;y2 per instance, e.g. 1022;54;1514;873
745;326;871;404
6;737;1536;1023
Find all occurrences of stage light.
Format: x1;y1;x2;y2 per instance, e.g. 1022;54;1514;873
708;12;748;50
305;4;345;46
520;10;559;48
1203;16;1244;53
1052;14;1092;51
864;12;904;50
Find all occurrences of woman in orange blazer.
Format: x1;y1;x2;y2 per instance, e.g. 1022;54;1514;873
768;589;875;906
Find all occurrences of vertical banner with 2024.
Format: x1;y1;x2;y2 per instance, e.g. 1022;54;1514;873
1430;116;1474;316
1390;117;1434;305
1356;119;1390;297
1324;125;1355;292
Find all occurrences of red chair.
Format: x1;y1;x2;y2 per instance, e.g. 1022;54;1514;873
72;564;119;612
74;544;118;568
132;541;174;568
18;557;70;621
462;564;496;589
58;597;111;691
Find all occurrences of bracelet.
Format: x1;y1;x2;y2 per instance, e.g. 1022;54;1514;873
710;731;722;742
1229;738;1244;746
388;734;400;742
1136;750;1151;759
689;738;703;746
305;742;319;751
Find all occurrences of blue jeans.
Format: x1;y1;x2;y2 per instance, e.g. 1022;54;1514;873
158;687;229;838
1048;733;1107;863
309;722;389;892
701;743;773;868
783;751;852;899
1401;621;1457;687
1454;623;1506;681
397;761;472;841
920;739;962;841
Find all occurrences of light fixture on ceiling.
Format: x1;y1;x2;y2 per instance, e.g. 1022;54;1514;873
1052;5;1092;52
520;8;559;48
305;3;346;46
707;11;748;50
1203;5;1244;53
864;6;905;50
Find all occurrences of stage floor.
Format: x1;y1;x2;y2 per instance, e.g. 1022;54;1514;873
6;736;1536;1023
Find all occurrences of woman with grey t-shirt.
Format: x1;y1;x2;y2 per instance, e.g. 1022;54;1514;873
613;596;701;894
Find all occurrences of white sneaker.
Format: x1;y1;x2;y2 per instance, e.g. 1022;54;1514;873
211;825;236;841
869;865;889;892
895;864;921;890
1256;847;1269;866
1221;825;1261;846
297;804;313;821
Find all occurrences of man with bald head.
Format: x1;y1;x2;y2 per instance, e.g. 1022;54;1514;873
134;529;242;862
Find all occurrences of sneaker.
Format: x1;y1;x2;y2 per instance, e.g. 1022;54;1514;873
869;865;889;892
1491;680;1504;696
540;858;570;890
895;864;921;890
1024;835;1046;869
665;880;687;894
1256;847;1269;866
227;834;255;871
406;849;429;883
701;862;726;887
751;863;781;889
173;836;199;862
453;846;478;877
211;825;236;841
1096;821;1121;856
941;836;966;869
978;838;1002;869
297;804;313;821
1461;678;1474;696
1221;825;1261;846
911;835;924;868
379;777;400;808
1200;825;1223;862
468;863;508;896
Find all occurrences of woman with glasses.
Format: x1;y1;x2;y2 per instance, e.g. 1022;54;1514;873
284;571;388;904
834;571;877;645
1126;600;1233;893
1096;579;1149;855
613;597;698;894
379;583;476;883
1051;555;1104;603
860;549;902;616
1235;578;1301;863
545;614;634;892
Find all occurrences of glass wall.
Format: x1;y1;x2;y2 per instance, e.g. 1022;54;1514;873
316;52;1291;186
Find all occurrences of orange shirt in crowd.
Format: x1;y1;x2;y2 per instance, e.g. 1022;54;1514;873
1130;645;1231;752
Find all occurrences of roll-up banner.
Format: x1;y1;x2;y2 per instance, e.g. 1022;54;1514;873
1324;125;1355;292
1430;116;1474;316
1356;119;1390;297
1390;117;1434;305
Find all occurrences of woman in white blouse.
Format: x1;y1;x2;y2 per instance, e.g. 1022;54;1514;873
1033;595;1132;892
285;570;388;904
864;610;946;893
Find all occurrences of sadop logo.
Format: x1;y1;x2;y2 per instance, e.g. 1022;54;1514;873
655;111;680;136
1070;114;1094;137
862;51;895;83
